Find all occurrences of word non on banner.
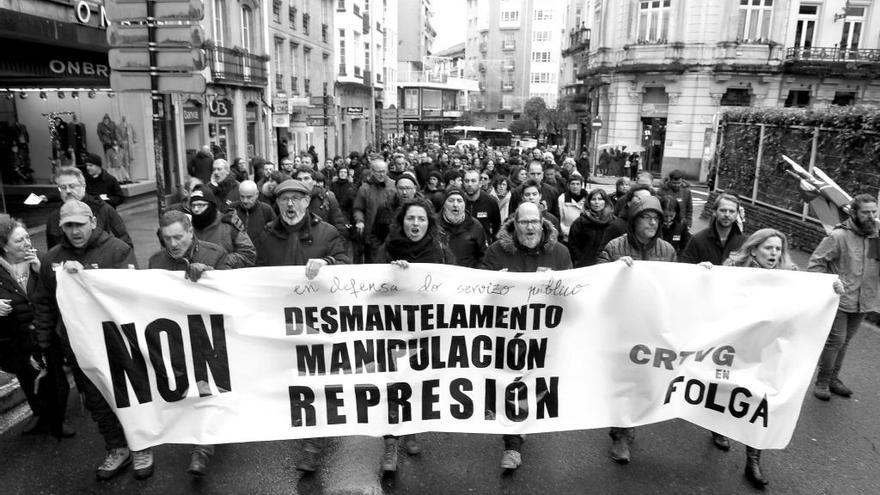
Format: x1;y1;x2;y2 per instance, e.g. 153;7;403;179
56;262;838;451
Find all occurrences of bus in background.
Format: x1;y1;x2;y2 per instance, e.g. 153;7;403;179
442;126;513;147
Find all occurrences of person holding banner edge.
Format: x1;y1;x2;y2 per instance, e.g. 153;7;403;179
481;201;572;470
597;194;676;464
374;195;455;472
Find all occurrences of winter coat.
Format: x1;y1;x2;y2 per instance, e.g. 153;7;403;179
194;212;256;268
308;186;348;238
330;180;357;220
45;194;132;249
557;190;586;239
438;214;488;268
658;180;694;226
353;176;396;234
254;213;351;266
481;217;572;272
148;238;230;271
680;221;745;265
33;230;136;350
568;207;616;267
85;170;125;208
234;201;277;244
660;218;692;256
466;191;502;241
189;150;214;183
209;175;241;211
808;218;880;313
375;224;454;265
509;183;561;218
0;261;39;366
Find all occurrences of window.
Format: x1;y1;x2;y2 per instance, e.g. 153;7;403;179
212;0;227;46
500;10;519;22
575;6;582;26
497;112;507;122
290;42;299;93
532;52;551;62
637;0;671;43
353;3;360;15
303;47;311;95
365;42;370;73
337;0;345;10
534;9;552;21
339;29;346;74
272;0;281;23
533;31;551;42
404;89;419;109
502;32;516;49
274;39;284;90
784;89;810;108
832;91;856;106
737;0;773;41
720;88;751;106
303;13;310;35
289;0;297;28
241;6;253;52
530;72;553;83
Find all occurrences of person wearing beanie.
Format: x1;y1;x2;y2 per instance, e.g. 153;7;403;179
188;187;255;268
83;153;125;208
437;186;488;268
596;194;676;465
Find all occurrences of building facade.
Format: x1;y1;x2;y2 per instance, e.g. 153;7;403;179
580;0;880;180
0;0;154;197
559;0;591;153
464;0;566;129
266;0;337;165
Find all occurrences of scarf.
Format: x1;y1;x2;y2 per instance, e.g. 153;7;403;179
580;206;614;227
191;203;218;230
384;226;444;263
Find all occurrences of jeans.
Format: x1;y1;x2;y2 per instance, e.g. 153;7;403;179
71;364;127;450
816;310;864;384
502;434;523;451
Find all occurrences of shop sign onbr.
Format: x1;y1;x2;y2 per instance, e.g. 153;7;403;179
209;97;234;118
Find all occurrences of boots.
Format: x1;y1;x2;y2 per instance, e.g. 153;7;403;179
608;427;634;464
829;377;853;397
382;437;398;472
813;379;831;401
744;446;768;489
711;432;731;451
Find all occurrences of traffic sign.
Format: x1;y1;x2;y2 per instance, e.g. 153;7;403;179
105;0;205;22
111;71;206;93
109;47;205;71
107;23;204;49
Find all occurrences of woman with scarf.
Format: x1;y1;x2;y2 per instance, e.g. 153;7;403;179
557;171;587;243
568;188;616;267
375;197;454;472
492;177;512;223
0;215;71;437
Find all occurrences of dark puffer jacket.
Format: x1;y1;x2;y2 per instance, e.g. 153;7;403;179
148;238;230;271
254;213;350;266
33;230;137;350
680;220;745;265
480;217;572;272
568;206;616;267
438;214;487;268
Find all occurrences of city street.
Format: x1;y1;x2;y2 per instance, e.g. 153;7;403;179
0;190;879;494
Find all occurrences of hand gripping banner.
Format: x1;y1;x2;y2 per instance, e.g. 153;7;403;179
56;262;838;451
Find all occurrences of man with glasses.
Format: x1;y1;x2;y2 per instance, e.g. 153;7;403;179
480;201;572;471
46;167;131;249
597;195;676;464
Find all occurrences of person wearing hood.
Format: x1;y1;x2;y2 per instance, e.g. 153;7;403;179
557;171;587;243
188;145;214;183
596;194;675;465
83;153;124;208
208;159;240;211
808;193;880;402
438;187;488;268
568;188;616;267
294;167;348;239
188;188;255;268
234;180;276;242
480;202;571;470
46;167;131;249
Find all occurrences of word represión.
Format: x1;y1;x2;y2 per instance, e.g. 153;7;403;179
284;303;564;335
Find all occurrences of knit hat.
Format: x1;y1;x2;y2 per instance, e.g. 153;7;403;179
189;186;218;206
396;171;419;189
444;186;465;202
83;153;103;167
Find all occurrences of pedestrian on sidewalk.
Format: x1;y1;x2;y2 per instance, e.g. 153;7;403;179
0;215;72;438
32;200;153;481
807;193;879;401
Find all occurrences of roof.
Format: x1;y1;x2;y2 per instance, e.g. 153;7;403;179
433;42;466;58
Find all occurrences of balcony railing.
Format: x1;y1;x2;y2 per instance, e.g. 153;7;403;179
291;75;299;95
785;46;880;62
501;81;514;91
304;78;311;96
206;45;269;86
503;60;515;71
563;26;591;57
502;40;515;51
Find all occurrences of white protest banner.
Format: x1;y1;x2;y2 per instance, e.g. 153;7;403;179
56;262;838;451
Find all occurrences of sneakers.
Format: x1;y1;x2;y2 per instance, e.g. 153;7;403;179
187;451;209;476
829;378;853;397
132;449;155;480
96;447;131;481
403;435;421;455
296;450;320;473
500;449;522;470
813;382;831;401
382;439;398;472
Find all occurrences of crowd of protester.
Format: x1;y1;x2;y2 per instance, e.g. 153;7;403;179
0;139;860;490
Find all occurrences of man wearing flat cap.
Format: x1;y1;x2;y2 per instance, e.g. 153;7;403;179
31;200;154;481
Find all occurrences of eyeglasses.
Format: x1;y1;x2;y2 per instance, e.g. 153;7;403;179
57;184;83;191
516;219;542;227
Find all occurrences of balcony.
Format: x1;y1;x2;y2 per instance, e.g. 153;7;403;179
206;45;269;87
785;46;880;62
782;46;880;77
562;26;591;57
501;81;514;91
291;75;299;95
502;40;515;51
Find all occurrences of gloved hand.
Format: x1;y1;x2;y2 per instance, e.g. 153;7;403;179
186;262;213;282
30;352;46;371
